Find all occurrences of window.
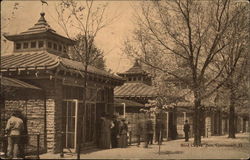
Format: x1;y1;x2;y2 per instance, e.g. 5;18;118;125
133;77;136;81
15;43;21;50
38;41;44;48
59;45;62;51
48;42;52;48
128;77;132;81
53;43;58;50
31;41;36;48
23;42;29;49
138;77;141;81
63;46;67;53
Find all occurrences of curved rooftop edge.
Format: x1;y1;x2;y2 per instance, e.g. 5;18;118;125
1;51;124;83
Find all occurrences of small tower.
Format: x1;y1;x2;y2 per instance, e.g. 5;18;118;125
117;59;152;85
4;12;75;57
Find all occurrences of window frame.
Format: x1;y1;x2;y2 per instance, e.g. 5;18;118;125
31;41;37;48
53;43;58;50
15;43;22;50
38;41;44;48
23;42;29;49
48;41;52;49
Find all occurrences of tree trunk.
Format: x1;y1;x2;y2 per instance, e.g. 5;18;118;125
77;64;88;159
228;87;236;138
193;95;202;146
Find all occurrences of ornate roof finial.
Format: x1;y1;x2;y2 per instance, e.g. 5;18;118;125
40;12;45;17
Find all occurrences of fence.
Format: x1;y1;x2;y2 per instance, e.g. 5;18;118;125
0;133;45;159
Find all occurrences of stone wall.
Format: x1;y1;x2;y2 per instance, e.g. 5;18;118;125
28;78;63;153
45;99;56;152
3;98;46;152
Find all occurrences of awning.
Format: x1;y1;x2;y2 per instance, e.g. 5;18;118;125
1;76;41;90
114;98;144;107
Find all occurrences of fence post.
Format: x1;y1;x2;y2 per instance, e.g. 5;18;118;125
60;132;64;158
207;128;208;138
3;134;8;158
37;134;40;159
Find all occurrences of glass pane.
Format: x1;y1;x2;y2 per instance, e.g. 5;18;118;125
16;43;21;50
23;42;29;49
68;117;75;132
67;133;74;148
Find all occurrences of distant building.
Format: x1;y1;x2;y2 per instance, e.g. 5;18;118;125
0;12;124;153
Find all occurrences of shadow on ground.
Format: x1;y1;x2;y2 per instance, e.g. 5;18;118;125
158;151;184;155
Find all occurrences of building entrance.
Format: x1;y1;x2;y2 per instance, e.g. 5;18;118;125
62;99;83;151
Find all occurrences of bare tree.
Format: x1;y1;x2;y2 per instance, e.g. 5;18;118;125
123;0;248;145
1;2;19;53
55;0;117;158
210;2;248;138
69;34;107;70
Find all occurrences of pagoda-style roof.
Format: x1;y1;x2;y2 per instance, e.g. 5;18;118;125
0;51;123;82
4;12;75;45
118;60;148;76
114;82;157;98
1;76;41;90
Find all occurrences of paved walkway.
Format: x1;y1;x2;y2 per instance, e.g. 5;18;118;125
40;133;250;159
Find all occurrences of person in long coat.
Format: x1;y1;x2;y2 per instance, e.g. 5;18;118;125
111;115;119;148
135;119;143;146
100;114;112;149
118;118;128;148
183;120;190;142
155;118;164;144
144;117;154;148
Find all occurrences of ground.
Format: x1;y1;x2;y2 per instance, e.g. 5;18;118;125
40;133;250;159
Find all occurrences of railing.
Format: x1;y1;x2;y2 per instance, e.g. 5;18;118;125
0;133;43;159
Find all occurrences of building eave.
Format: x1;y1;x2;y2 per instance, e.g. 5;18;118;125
3;31;76;45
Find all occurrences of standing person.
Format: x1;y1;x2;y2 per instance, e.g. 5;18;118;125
183;120;190;142
144;116;153;148
111;115;119;148
18;112;28;158
100;114;112;149
96;113;103;148
118;118;128;148
135;119;143;147
5;110;24;159
155;118;164;144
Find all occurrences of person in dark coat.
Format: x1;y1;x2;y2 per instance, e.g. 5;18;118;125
144;117;153;148
183;120;190;142
155;118;164;144
135;119;143;146
100;114;112;149
118;118;128;148
111;115;119;148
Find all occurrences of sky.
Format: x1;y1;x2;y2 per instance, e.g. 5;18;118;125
1;0;141;73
